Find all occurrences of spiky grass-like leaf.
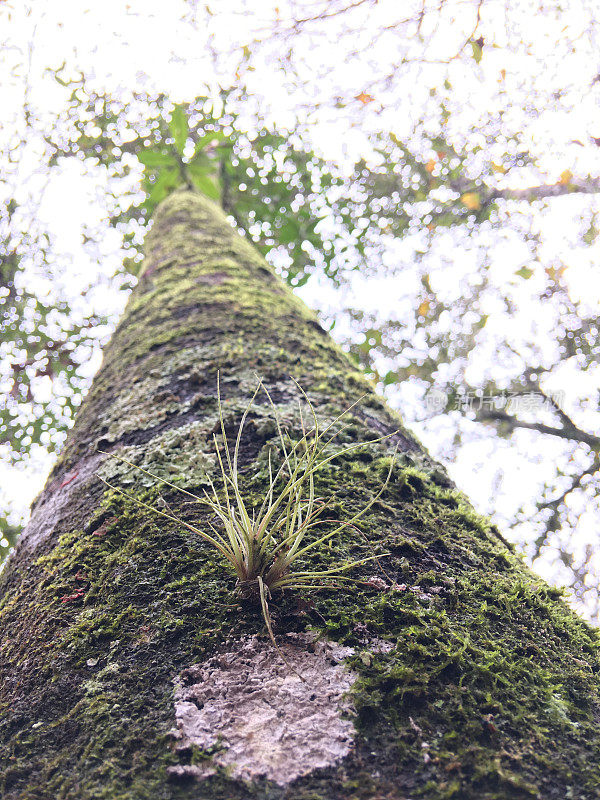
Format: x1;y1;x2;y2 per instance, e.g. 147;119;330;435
98;378;396;670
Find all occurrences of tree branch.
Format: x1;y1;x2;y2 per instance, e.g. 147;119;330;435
539;459;599;515
492;177;600;201
532;457;599;556
477;409;600;448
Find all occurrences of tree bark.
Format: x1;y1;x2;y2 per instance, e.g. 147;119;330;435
2;190;600;800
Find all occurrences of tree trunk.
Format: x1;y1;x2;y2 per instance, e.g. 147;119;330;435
2;191;600;800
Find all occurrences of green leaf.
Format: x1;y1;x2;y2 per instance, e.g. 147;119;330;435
137;150;177;168
193;130;229;157
294;272;311;288
188;163;220;200
470;40;483;64
169;106;189;155
515;267;534;280
583;215;598;245
277;220;300;245
189;150;212;171
146;168;181;208
474;314;489;332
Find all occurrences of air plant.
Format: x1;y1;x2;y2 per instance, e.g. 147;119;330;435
98;378;396;669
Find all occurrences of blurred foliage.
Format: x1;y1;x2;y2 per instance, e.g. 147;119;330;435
335;126;600;613
49;79;360;286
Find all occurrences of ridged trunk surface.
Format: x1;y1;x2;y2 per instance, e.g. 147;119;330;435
1;191;600;800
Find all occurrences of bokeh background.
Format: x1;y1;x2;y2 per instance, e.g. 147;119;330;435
1;0;599;618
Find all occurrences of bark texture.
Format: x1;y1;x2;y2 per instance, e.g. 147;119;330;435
2;191;600;800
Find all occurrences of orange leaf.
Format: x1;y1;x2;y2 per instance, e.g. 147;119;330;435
356;92;374;105
425;158;436;174
417;300;430;317
559;169;573;185
460;192;481;211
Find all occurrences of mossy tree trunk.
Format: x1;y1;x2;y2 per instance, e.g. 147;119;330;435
2;191;600;800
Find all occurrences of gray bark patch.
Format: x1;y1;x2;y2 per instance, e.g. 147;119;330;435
170;634;357;785
13;455;102;556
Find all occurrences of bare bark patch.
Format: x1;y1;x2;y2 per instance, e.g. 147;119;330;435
170;634;357;785
15;455;102;555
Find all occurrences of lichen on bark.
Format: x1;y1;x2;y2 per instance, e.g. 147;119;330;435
170;633;357;785
1;190;600;800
